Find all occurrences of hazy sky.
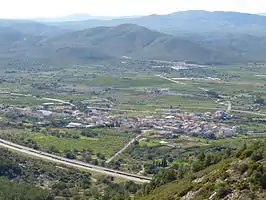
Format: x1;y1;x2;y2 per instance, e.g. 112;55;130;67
1;0;266;18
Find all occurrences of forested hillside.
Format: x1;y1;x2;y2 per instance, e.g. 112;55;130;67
0;24;230;67
139;141;266;200
47;10;266;64
43;24;223;63
0;178;52;200
0;148;141;199
3;11;266;66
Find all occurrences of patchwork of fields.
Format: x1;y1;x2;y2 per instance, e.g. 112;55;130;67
0;62;265;176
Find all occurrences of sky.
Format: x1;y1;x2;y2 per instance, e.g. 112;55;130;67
1;0;266;19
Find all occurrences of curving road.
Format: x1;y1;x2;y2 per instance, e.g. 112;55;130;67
4;90;266;116
42;97;75;107
155;75;266;117
0;139;151;183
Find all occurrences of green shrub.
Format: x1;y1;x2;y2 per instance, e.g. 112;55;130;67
179;184;194;197
260;174;266;189
238;163;249;174
250;183;260;191
251;152;263;162
237;182;249;191
241;149;253;159
216;183;232;198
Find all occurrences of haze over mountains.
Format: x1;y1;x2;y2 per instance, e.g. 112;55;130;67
2;10;266;67
48;10;266;35
32;14;136;23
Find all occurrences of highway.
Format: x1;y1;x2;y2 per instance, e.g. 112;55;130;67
0;139;151;183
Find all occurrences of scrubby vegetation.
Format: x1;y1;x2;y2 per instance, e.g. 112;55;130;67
0;177;52;200
1;9;266;200
139;140;266;200
0;149;141;199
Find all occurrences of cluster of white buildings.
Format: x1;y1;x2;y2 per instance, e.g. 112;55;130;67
0;103;237;139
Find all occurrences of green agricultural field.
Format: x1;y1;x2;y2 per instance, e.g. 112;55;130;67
0;128;134;159
206;133;266;148
239;123;266;133
146;95;220;108
139;139;162;147
0;94;48;106
32;129;133;158
90;76;170;88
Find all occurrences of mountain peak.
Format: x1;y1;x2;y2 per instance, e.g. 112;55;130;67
115;23;149;30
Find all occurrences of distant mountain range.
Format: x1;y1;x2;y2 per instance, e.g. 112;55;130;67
32;14;141;23
0;23;232;67
0;19;63;36
51;10;266;36
2;10;266;67
42;24;227;63
47;10;266;63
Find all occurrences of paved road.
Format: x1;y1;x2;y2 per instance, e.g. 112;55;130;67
87;106;158;114
42;98;75;107
5;90;266;117
156;75;187;85
0;91;76;107
156;75;210;92
180;105;266;116
0;139;151;183
155;76;266;117
231;109;266;116
106;134;143;163
226;101;232;114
